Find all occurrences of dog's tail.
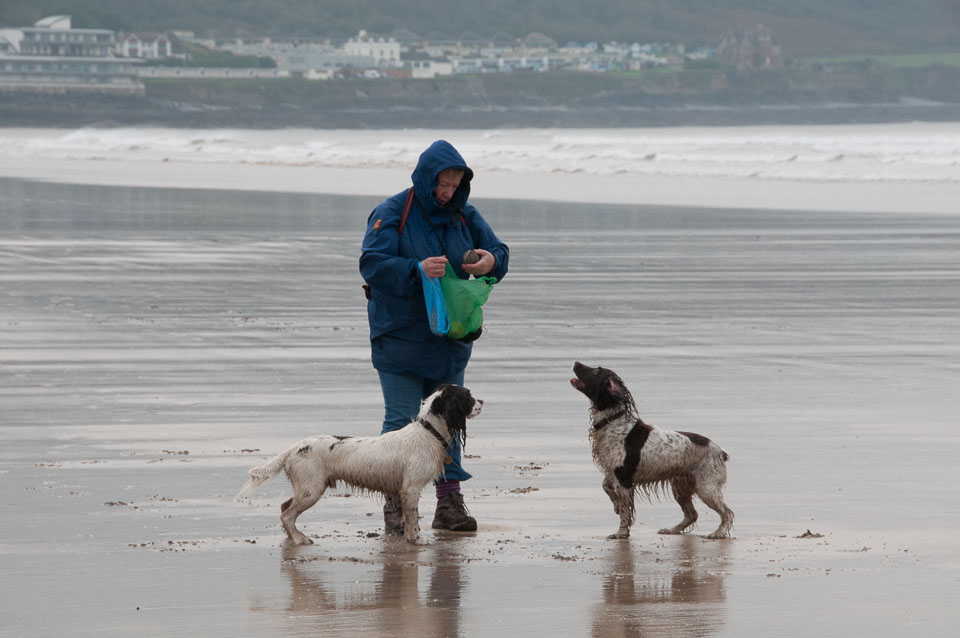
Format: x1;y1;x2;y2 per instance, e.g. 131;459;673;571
235;446;294;500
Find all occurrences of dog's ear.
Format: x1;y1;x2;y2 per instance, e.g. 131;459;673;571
441;388;471;437
590;371;631;411
443;403;467;437
455;387;475;415
606;376;626;401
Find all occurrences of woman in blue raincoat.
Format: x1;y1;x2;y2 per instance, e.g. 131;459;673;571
360;140;509;533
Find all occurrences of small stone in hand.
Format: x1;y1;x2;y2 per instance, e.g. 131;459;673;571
462;250;480;264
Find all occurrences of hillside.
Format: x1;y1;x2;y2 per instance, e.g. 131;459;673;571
2;0;959;58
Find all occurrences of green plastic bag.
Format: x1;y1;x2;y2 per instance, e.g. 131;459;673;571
439;263;496;340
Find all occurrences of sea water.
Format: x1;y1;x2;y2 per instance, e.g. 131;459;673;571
2;122;959;184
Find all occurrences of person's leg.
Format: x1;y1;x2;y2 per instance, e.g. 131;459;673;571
378;370;423;434
423;372;477;532
377;370;424;534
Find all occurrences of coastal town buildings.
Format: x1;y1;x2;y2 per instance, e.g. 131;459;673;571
0;15;142;93
138;28;700;80
1;16;758;91
717;25;782;69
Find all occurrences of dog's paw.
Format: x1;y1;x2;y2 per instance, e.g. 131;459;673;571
406;535;429;546
706;531;731;540
606;531;630;540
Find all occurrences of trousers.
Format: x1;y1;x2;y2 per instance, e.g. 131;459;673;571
377;368;472;482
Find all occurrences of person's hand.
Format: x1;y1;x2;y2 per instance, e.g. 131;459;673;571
462;249;495;277
421;256;448;278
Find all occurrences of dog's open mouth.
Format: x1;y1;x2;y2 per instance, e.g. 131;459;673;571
571;362;592;392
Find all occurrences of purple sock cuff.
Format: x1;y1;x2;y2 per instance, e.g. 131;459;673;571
435;480;461;499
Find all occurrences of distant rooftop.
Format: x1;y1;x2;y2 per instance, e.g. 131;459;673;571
34;15;72;29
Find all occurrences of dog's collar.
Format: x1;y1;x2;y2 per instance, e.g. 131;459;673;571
418;419;449;446
592;410;626;430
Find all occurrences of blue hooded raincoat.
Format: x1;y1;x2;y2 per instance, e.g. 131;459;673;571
360;140;509;378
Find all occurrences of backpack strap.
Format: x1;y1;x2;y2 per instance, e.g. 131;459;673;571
362;188;421;302
397;187;415;235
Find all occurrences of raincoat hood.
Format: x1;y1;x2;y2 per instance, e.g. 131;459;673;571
411;140;474;221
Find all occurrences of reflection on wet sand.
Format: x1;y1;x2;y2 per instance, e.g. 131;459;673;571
279;539;464;637
592;536;730;638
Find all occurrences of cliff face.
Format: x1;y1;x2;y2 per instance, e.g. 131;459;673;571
2;65;960;129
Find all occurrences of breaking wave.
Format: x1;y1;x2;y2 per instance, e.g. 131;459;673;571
2;122;959;183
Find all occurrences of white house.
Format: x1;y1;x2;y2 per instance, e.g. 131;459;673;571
344;30;400;67
117;32;171;59
403;51;453;78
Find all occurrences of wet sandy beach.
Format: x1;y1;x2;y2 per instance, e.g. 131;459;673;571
3;155;960;215
1;176;959;637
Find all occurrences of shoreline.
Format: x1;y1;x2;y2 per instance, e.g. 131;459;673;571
3;156;959;214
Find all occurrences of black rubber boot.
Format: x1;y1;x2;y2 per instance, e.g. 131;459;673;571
383;495;404;535
431;493;477;531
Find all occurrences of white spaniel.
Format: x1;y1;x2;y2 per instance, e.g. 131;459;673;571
237;384;483;545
